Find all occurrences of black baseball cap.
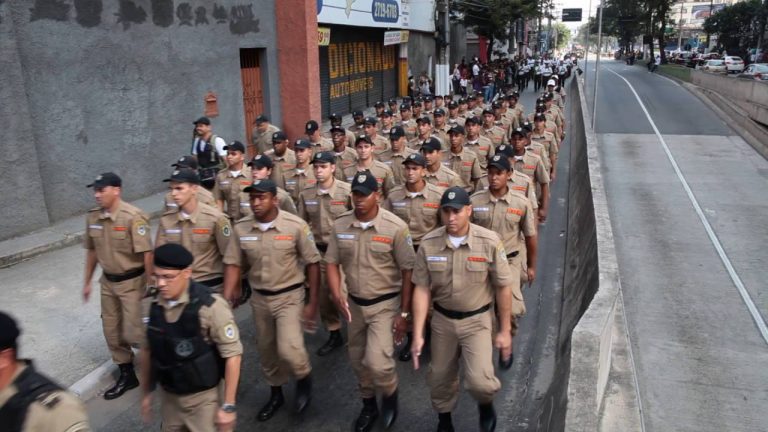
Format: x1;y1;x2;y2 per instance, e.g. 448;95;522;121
458;98;467;104
420;137;442;152
440;187;471;209
329;113;342;121
305;120;320;134
172;155;199;170
534;113;547;122
403;153;427;167
352;110;364;117
399;103;411;111
424;95;433;102
294;139;311;150
511;128;525;137
381;110;393;118
154;243;194;270
193;116;211;125
87;172;122;188
364;116;378;126
355;135;373;146
248;154;273;169
412;101;423;107
351;170;378;195
496;144;515;158
464;116;481;125
448;101;459;109
255;115;269;123
163;168;200;184
330;126;346;135
390;126;406;140
244;178;278;195
522;121;533;132
434;108;446;116
0;311;20;350
448;125;465;135
536;103;547;112
492;101;502;109
482;109;494;116
224;141;246;153
272;131;288;141
488;154;511;171
374;101;385;108
416;116;432;125
311;151;336;165
388;98;398;105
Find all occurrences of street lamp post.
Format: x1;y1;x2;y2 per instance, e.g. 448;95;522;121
591;2;603;130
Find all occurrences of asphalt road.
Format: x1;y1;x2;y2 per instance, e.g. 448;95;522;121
584;59;768;431
80;85;575;431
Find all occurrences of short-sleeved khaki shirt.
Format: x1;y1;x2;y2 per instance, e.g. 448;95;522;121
343;160;396;198
325;208;416;299
400;119;418;140
223;211;321;291
412;225;517;312
333;147;358;181
155;203;231;282
424;164;462;189
509;170;539;210
143;288;243;358
470;189;536;253
213;166;253;221
442;149;484;192
447;116;466;127
283;166;317;204
265;148;297;190
464;136;495;171
298;180;352;245
237;186;297;219
531;130;559;159
526;142;551;172
481;126;508;148
85;201;152;275
310;137;334;156
370;134;390;152
433;128;450;148
252;124;281;154
513;151;550;186
383;183;444;244
376;147;416;185
164;187;216;212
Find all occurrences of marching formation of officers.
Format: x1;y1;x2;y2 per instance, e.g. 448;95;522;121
0;74;568;432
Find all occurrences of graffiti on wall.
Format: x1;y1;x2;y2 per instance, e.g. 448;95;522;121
21;0;260;34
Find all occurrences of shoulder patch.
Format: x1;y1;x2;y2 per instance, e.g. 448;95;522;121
220;222;231;237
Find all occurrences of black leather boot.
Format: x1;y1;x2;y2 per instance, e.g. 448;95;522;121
398;332;412;362
498;350;514;370
316;330;344;356
478;403;497;432
381;388;398;429
257;386;284;421
436;412;455;432
103;363;139;400
354;397;379;432
295;375;312;414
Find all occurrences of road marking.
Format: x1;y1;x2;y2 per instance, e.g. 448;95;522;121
605;66;768;346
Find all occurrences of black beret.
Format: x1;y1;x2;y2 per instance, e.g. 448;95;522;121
154;244;194;270
0;311;20;350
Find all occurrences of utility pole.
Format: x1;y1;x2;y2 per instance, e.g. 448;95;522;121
584;0;593;86
591;3;603;130
705;0;713;52
677;1;684;52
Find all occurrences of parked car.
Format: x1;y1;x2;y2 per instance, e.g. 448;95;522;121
701;59;727;73
690;53;720;69
723;56;745;73
737;63;768;80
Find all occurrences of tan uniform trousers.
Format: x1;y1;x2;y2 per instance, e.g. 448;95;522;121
427;310;500;413
161;387;218;432
318;254;347;331
100;274;145;364
506;254;525;338
348;296;399;399
250;288;311;387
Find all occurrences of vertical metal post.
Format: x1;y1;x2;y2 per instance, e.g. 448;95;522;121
584;0;593;86
677;2;684;52
591;3;603;130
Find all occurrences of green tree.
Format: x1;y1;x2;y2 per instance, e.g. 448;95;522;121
553;22;571;50
703;0;768;58
452;0;538;59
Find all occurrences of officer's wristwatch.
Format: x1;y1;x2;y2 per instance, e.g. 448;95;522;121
221;403;237;413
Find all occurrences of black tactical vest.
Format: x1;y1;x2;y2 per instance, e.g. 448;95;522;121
195;135;222;169
147;282;224;395
0;362;62;432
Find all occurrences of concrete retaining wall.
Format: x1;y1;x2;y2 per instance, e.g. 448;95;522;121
690;69;768;125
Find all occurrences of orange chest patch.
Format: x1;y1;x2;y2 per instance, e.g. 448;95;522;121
423;202;439;209
239;180;252;186
192;228;211;235
462;161;473;167
113;226;128;232
507;208;523;216
330;200;347;206
467;256;487;262
372;236;392;244
274;235;294;241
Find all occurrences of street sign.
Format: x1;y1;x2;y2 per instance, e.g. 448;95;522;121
562;8;582;22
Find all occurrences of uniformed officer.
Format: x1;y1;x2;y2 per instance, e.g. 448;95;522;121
510;128;550;222
298;152;353;356
446;101;466;127
376;126;416;185
463;116;495;172
412;100;424;119
330;126;358;180
491;101;513;137
222;179;320;421
156;169;232;293
0;312;90;432
363;117;390;152
398;104;418;141
432;109;451;145
325;171;416;432
265;132;296;189
349;111;366;135
306;120;334;155
164;156;217;211
480;109;509;148
213;141;253;221
379;110;395;136
443;125;484;193
422;95;435;121
326;113;358;148
543;92;566;141
282;139;317;204
140;244;242;432
387;99;401;123
421;138;461;189
506;93;526;127
494;145;540;217
343;136;396;198
247;155;298;215
252;114;281;155
83;172;152;400
530;114;559;181
410;187;520;432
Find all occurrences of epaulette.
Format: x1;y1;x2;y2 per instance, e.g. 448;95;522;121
421;226;447;240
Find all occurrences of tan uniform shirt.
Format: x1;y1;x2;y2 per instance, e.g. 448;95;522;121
224;211;321;291
509;170;539;210
470;189;536;253
464;136;495;171
513;151;550;186
283;166;317;204
0;363;90;432
526;142;551;172
400;119;418;140
213;166;253;221
333;147;358;181
84;201;152;275
480;126;508;148
252;124;281;154
298;180;353;245
442;149;483;192
309;137;334;156
165;188;216;212
412;225;516;312
143;288;243;358
238;187;298;217
348;124;365;136
156;203;231;282
343;160;396;198
325;208;416;299
370;134;390;152
383;183;444;245
501;110;520;130
424;164;462;189
376;147;417;185
531;130;558;162
265;148;297;190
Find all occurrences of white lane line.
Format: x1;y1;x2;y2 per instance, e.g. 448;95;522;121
605;66;768;346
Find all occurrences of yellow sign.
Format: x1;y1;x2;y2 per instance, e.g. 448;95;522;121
318;27;331;46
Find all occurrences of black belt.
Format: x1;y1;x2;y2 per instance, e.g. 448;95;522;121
316;243;328;253
103;267;145;283
198;277;224;288
434;302;491;320
255;283;304;297
349;291;399;307
506;250;519;258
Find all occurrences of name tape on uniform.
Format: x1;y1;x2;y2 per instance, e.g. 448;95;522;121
427;256;448;262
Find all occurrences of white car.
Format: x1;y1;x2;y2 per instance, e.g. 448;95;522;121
738;63;768;80
723;56;745;73
701;59;727;73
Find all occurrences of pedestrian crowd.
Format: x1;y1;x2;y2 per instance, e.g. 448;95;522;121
0;58;572;432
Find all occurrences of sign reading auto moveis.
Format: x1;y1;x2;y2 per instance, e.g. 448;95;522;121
317;0;408;28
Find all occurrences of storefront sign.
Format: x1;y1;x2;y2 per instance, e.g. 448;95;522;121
328;42;396;98
383;30;409;46
318;27;331;46
317;0;407;29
